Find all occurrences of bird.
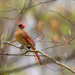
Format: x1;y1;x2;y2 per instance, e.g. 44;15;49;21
14;21;42;65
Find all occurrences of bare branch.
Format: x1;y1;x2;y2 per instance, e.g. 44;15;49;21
0;0;56;20
47;9;75;26
0;50;75;74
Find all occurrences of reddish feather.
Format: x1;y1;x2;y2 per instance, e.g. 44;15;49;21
33;48;42;65
22;33;42;65
33;52;37;62
22;34;35;47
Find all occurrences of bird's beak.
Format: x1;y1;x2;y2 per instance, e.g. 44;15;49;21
21;25;25;28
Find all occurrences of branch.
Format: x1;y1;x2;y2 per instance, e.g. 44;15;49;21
47;9;75;26
0;50;75;74
39;51;75;74
0;59;51;74
0;0;56;20
25;0;56;10
0;0;56;12
68;35;75;44
0;50;44;57
0;35;75;74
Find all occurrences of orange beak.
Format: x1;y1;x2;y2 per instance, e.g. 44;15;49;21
21;25;25;28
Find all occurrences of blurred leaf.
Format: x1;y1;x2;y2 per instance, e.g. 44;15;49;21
60;22;70;34
37;20;43;32
32;0;34;2
40;13;50;21
50;18;58;32
44;4;46;8
68;29;71;36
53;33;59;42
1;33;4;39
64;52;67;58
1;33;4;49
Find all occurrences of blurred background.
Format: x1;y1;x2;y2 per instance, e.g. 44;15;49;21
0;0;75;75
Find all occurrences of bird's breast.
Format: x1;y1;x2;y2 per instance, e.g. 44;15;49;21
15;31;28;45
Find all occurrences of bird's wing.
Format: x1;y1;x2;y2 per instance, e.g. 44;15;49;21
22;31;35;47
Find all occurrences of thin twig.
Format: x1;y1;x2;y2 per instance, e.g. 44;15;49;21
0;0;56;19
47;9;75;26
67;35;75;44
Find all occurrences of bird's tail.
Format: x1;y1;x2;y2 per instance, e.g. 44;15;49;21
31;47;42;65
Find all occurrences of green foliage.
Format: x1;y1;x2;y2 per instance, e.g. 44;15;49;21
39;13;50;21
60;21;71;35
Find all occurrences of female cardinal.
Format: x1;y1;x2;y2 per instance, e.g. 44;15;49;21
14;21;42;65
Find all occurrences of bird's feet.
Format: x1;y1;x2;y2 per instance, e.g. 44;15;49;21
20;45;24;49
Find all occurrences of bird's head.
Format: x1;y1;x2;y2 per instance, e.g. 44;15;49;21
16;20;25;29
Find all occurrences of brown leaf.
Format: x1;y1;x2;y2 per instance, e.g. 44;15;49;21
45;62;48;67
52;37;54;42
0;50;2;53
50;18;58;31
37;21;43;32
66;43;68;48
35;32;42;39
68;29;71;36
32;0;34;2
64;52;67;58
35;38;40;41
53;34;59;42
63;36;67;42
41;35;45;40
45;4;46;8
6;3;12;8
72;66;75;71
1;33;4;39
